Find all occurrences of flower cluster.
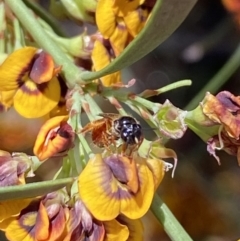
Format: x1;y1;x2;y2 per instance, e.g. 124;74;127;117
91;0;152;86
187;91;240;165
79;153;165;221
0;187;144;241
0;1;227;241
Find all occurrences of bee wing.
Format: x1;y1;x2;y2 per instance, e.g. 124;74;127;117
79;118;107;134
98;113;120;120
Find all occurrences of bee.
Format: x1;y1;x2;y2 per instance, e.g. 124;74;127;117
80;113;143;155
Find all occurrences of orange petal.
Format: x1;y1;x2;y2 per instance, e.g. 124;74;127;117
33;115;69;161
104;219;129;241
30;51;61;84
96;0;116;38
35;202;50;240
0;47;37;91
13;77;61;118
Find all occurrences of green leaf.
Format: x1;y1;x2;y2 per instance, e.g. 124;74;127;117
80;0;197;81
0;178;74;201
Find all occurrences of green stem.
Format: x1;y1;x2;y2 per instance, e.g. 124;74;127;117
5;0;83;88
146;79;192;97
151;194;193;241
23;0;67;37
186;43;240;110
13;17;22;49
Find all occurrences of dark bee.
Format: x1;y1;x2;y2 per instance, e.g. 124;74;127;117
80;113;143;155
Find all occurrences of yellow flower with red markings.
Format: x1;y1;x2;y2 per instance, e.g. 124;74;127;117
96;0;148;56
34;115;74;161
0;47;61;118
78;153;165;221
62;199;141;241
91;0;153;87
2;193;140;241
4;190;68;241
0;150;34;186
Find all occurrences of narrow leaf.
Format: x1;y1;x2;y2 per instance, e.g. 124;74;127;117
80;0;197;81
0;178;74;201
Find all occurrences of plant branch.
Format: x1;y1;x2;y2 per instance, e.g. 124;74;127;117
151;194;193;241
186;43;240;110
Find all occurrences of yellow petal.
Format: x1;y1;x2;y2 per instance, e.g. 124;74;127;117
96;0;116;38
79;154;155;220
117;216;143;241
33;115;69;161
0;47;37;91
6;220;34;241
145;159;165;190
0;89;16;110
0;198;32;222
109;19;129;56
124;8;148;37
13;77;61;118
101;71;122;87
0;217;15;231
113;0;144;17
6;202;49;241
92;40;122;86
104;219;129;241
92;40;111;71
79;154;120;221
120;162;154;219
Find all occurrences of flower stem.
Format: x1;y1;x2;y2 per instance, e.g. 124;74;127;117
151;194;193;241
5;0;83;88
186;43;240;110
